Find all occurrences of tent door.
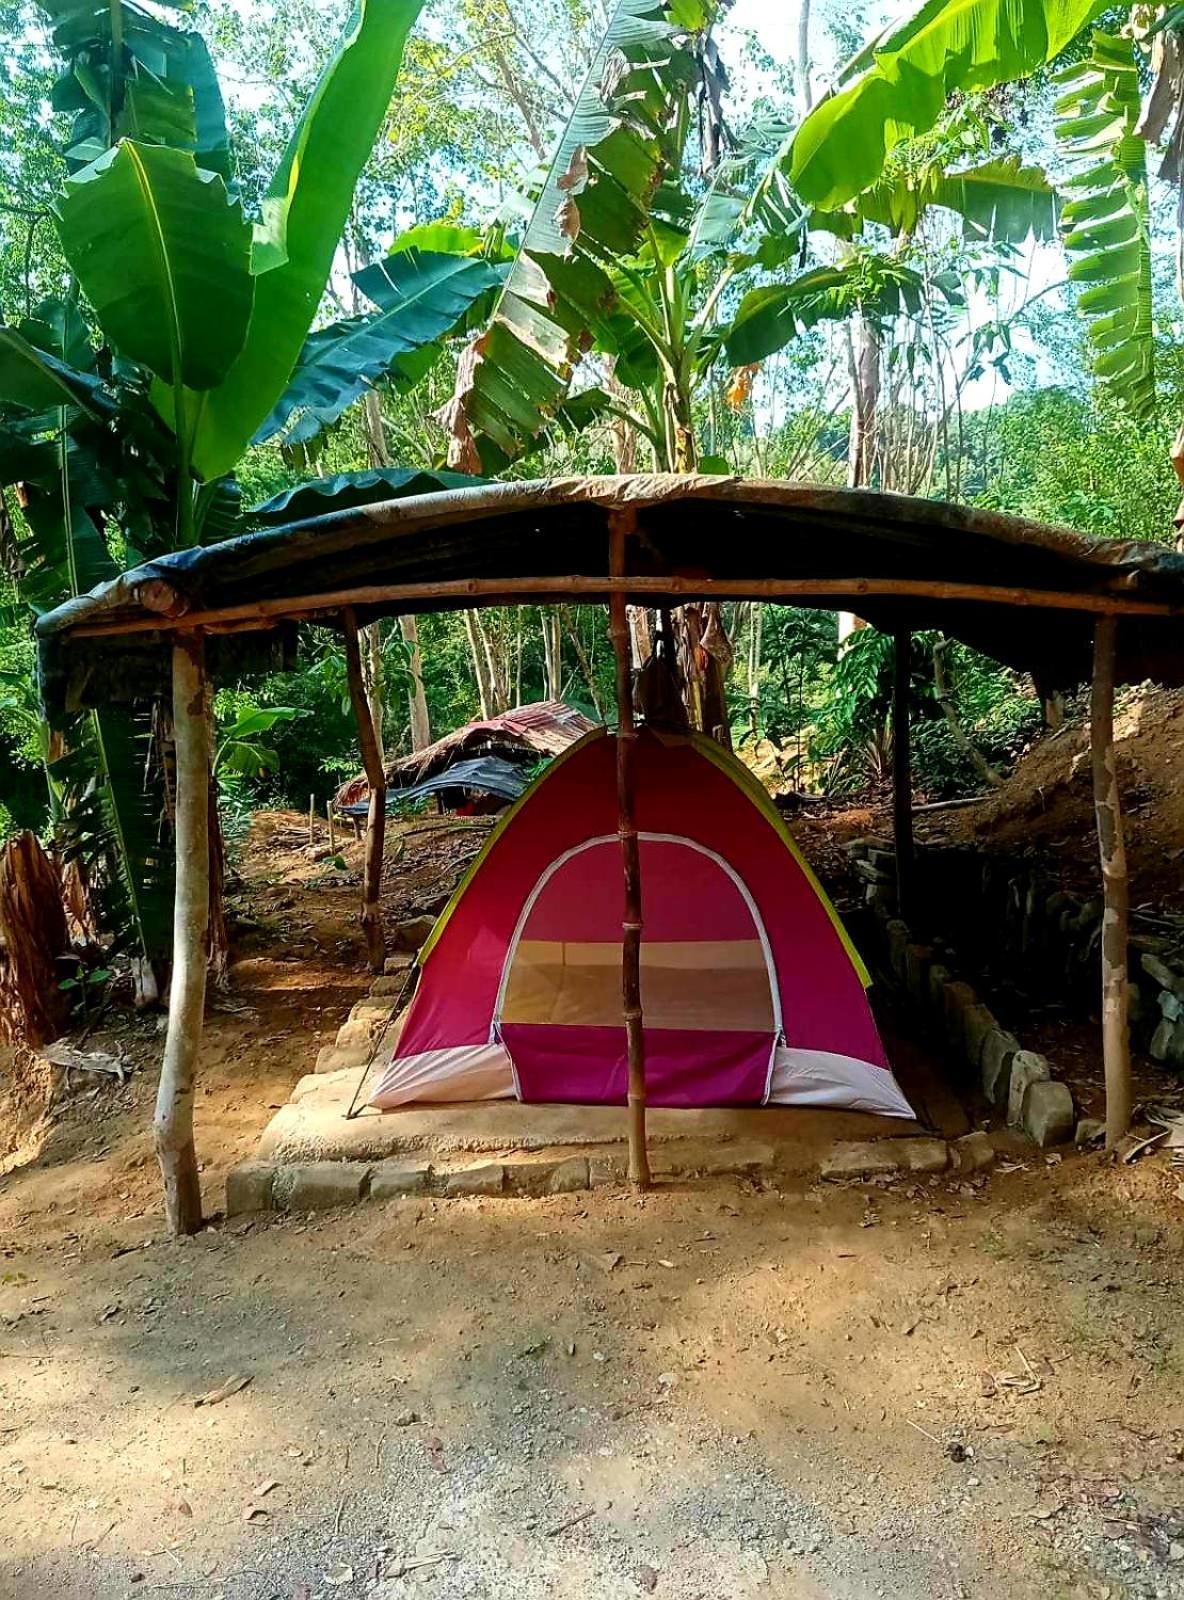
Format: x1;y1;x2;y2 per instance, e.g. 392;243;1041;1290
493;833;780;1107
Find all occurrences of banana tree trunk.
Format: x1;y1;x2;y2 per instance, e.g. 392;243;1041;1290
0;832;71;1047
154;634;208;1238
839;313;881;645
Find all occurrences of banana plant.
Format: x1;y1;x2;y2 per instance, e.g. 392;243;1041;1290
0;0;431;969
1055;30;1155;418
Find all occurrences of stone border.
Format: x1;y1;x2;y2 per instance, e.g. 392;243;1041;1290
847;840;1077;1148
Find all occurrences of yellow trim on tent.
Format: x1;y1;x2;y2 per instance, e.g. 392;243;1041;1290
685;732;873;989
416;726;609;968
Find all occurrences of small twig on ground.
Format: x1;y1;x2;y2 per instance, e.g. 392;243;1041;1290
545;1507;596;1537
905;1419;941;1445
334;1495;346;1538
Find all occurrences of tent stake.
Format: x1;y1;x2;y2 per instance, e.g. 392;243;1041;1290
342;606;387;973
1090;615;1132;1149
609;511;650;1191
892;629;915;923
154;632;208;1237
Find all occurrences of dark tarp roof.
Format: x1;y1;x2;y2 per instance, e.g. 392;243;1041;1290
340;754;529;813
35;474;1184;715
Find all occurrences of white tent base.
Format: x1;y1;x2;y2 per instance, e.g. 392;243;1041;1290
368;1042;914;1119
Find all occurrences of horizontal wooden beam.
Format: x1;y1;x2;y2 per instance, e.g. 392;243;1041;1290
65;572;1184;640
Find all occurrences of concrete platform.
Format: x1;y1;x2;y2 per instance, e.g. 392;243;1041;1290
254;1065;946;1175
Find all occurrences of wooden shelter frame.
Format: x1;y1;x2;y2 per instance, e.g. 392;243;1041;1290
36;475;1172;1234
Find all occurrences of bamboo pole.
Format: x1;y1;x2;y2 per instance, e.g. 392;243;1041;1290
154;633;208;1237
342;606;387;973
1090;615;1132;1149
609;510;650;1191
892;629;915;923
70;574;1184;639
327;799;336;855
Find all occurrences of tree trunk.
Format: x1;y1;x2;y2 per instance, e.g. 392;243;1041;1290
343;608;388;974
609;512;650;1191
796;0;813;114
154;634;208;1238
839;313;881;644
207;771;231;987
401;614;432;751
542;609;562;701
464;609;495;719
363;621;386;767
932;637;1003;788
892;630;915;924
1090;615;1132;1149
0;833;71;1047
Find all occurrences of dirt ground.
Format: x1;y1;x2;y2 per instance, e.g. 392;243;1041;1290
3;805;1184;1599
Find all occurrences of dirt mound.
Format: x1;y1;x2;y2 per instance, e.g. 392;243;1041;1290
923;686;1184;911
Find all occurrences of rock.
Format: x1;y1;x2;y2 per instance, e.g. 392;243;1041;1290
589;1157;621;1187
1141;951;1184;996
444;1163;505;1197
820;1141;901;1180
225;1162;276;1216
885;920;910;983
927;964;952;1016
961;1005;997;1070
383;952;416;976
369;1162;430;1199
348;999;396;1026
897;1137;950;1174
547;1157;590;1194
904;944;932;1007
951;1131;995;1175
369;974;410;997
1075;1117;1105;1148
393;914;436;953
1022;1079;1074;1148
1160;990;1184;1023
981;1029;1021;1108
1007;1051;1051;1128
276;1162;371;1211
821;1138;948;1180
942;981;979;1048
854;858;894;884
335;1012;389;1050
314;1043;371;1074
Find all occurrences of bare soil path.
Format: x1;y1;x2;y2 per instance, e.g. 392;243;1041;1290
2;811;1183;1600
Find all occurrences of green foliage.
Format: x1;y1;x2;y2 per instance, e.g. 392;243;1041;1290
256;249;505;451
787;0;1110;209
214;704;306;778
54;141;255;393
188;0;427;481
1055;31;1155;418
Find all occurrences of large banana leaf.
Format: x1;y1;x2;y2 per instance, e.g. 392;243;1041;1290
442;0;717;474
0;327;107;415
724;258;932;366
188;0;426;482
256;250;505;450
787;0;1109;210
42;1;231;176
1055;32;1154;418
53;141;254;391
836;157;1059;241
250;467;485;525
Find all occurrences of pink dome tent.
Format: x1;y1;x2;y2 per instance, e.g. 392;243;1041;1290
370;728;911;1118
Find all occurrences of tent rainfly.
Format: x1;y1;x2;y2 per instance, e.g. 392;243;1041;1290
370;726;912;1118
35;474;1184;1234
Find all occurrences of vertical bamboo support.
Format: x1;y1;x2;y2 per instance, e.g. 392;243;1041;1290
608;510;650;1190
1091;615;1132;1149
154;633;208;1237
342;607;387;973
892;629;915;923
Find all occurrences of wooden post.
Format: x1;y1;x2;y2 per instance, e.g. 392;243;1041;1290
326;798;336;855
342;606;387;973
308;793;315;850
1090;615;1132;1149
892;629;915;923
154;633;208;1237
608;510;650;1190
